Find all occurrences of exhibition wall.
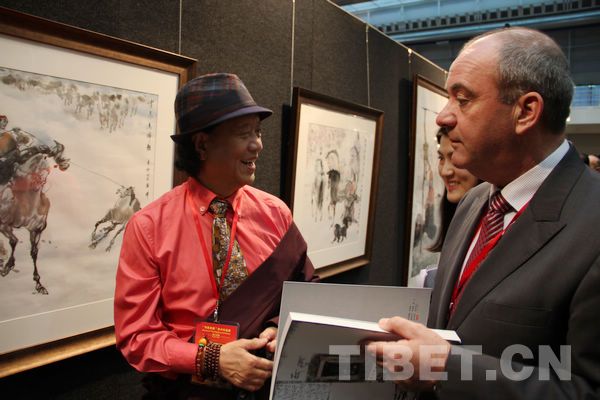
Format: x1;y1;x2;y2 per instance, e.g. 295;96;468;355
0;0;445;397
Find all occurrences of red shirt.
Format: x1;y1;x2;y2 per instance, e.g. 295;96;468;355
114;178;292;375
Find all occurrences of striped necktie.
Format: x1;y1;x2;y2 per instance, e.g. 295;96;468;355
449;191;513;318
464;191;513;272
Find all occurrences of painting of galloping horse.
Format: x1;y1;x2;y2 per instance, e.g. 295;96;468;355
0;59;163;355
90;186;141;252
0;126;70;294
0;13;186;360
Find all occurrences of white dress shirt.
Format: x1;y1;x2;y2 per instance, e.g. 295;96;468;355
458;139;570;276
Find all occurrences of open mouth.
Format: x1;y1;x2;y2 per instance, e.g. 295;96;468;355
241;160;257;171
447;181;459;190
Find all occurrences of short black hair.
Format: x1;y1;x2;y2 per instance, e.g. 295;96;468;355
173;125;216;176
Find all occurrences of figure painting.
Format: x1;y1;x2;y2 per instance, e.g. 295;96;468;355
406;78;447;287
305;123;366;246
290;89;382;275
0;65;159;352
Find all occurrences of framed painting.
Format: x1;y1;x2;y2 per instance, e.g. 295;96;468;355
287;87;383;278
404;75;448;287
0;7;196;376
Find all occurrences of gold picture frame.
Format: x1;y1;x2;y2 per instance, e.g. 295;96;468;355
286;87;383;278
403;75;448;287
0;7;196;377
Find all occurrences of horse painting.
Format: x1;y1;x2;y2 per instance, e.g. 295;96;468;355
90;186;140;252
0;128;70;294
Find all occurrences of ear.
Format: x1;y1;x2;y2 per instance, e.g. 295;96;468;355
192;132;209;160
514;92;543;135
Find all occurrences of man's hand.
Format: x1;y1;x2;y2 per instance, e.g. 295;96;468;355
259;326;278;354
219;338;273;392
367;317;451;392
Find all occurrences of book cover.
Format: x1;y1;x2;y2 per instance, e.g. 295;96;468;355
270;311;459;400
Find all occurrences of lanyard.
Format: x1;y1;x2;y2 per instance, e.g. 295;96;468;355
450;200;529;312
185;188;241;320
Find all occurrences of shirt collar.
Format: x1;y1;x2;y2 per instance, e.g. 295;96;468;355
187;177;244;216
491;139;570;211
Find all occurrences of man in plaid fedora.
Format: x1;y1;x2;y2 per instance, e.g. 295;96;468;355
115;73;314;399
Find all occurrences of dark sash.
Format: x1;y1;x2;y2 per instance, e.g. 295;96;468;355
218;222;315;339
143;222;315;400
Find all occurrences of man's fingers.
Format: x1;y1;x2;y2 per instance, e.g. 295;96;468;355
238;337;269;351
259;327;277;341
251;355;274;371
266;339;277;354
367;339;414;365
379;316;423;340
366;340;387;361
219;346;273;391
372;342;386;365
234;364;272;391
243;364;272;380
241;376;270;392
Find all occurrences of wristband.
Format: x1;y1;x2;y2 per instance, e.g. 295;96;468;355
195;338;207;379
203;342;222;381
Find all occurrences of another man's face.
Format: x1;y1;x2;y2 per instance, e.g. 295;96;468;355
435;36;517;183
197;114;263;195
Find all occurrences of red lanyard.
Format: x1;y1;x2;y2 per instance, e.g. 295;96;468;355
450;200;529;311
185;188;241;303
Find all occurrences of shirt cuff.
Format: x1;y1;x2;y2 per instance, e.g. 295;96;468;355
168;339;199;375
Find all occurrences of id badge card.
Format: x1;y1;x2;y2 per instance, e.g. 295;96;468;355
191;320;240;385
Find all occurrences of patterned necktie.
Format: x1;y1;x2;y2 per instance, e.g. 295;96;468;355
209;199;248;301
449;191;513;318
464;191;513;271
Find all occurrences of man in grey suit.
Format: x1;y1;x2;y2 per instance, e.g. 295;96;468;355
368;27;600;398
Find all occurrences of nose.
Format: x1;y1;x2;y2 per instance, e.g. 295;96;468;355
436;101;456;130
441;159;454;177
249;133;263;154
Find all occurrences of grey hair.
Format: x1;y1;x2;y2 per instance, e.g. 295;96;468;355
463;27;573;134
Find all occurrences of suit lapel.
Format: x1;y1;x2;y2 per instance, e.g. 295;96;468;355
429;189;488;328
447;213;565;329
447;146;584;330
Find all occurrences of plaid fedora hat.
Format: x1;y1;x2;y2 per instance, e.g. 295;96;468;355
171;73;272;142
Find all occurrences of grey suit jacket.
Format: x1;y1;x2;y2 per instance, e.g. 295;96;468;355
426;146;600;399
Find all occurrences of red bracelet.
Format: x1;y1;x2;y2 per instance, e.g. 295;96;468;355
203;342;222;381
195;345;206;379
